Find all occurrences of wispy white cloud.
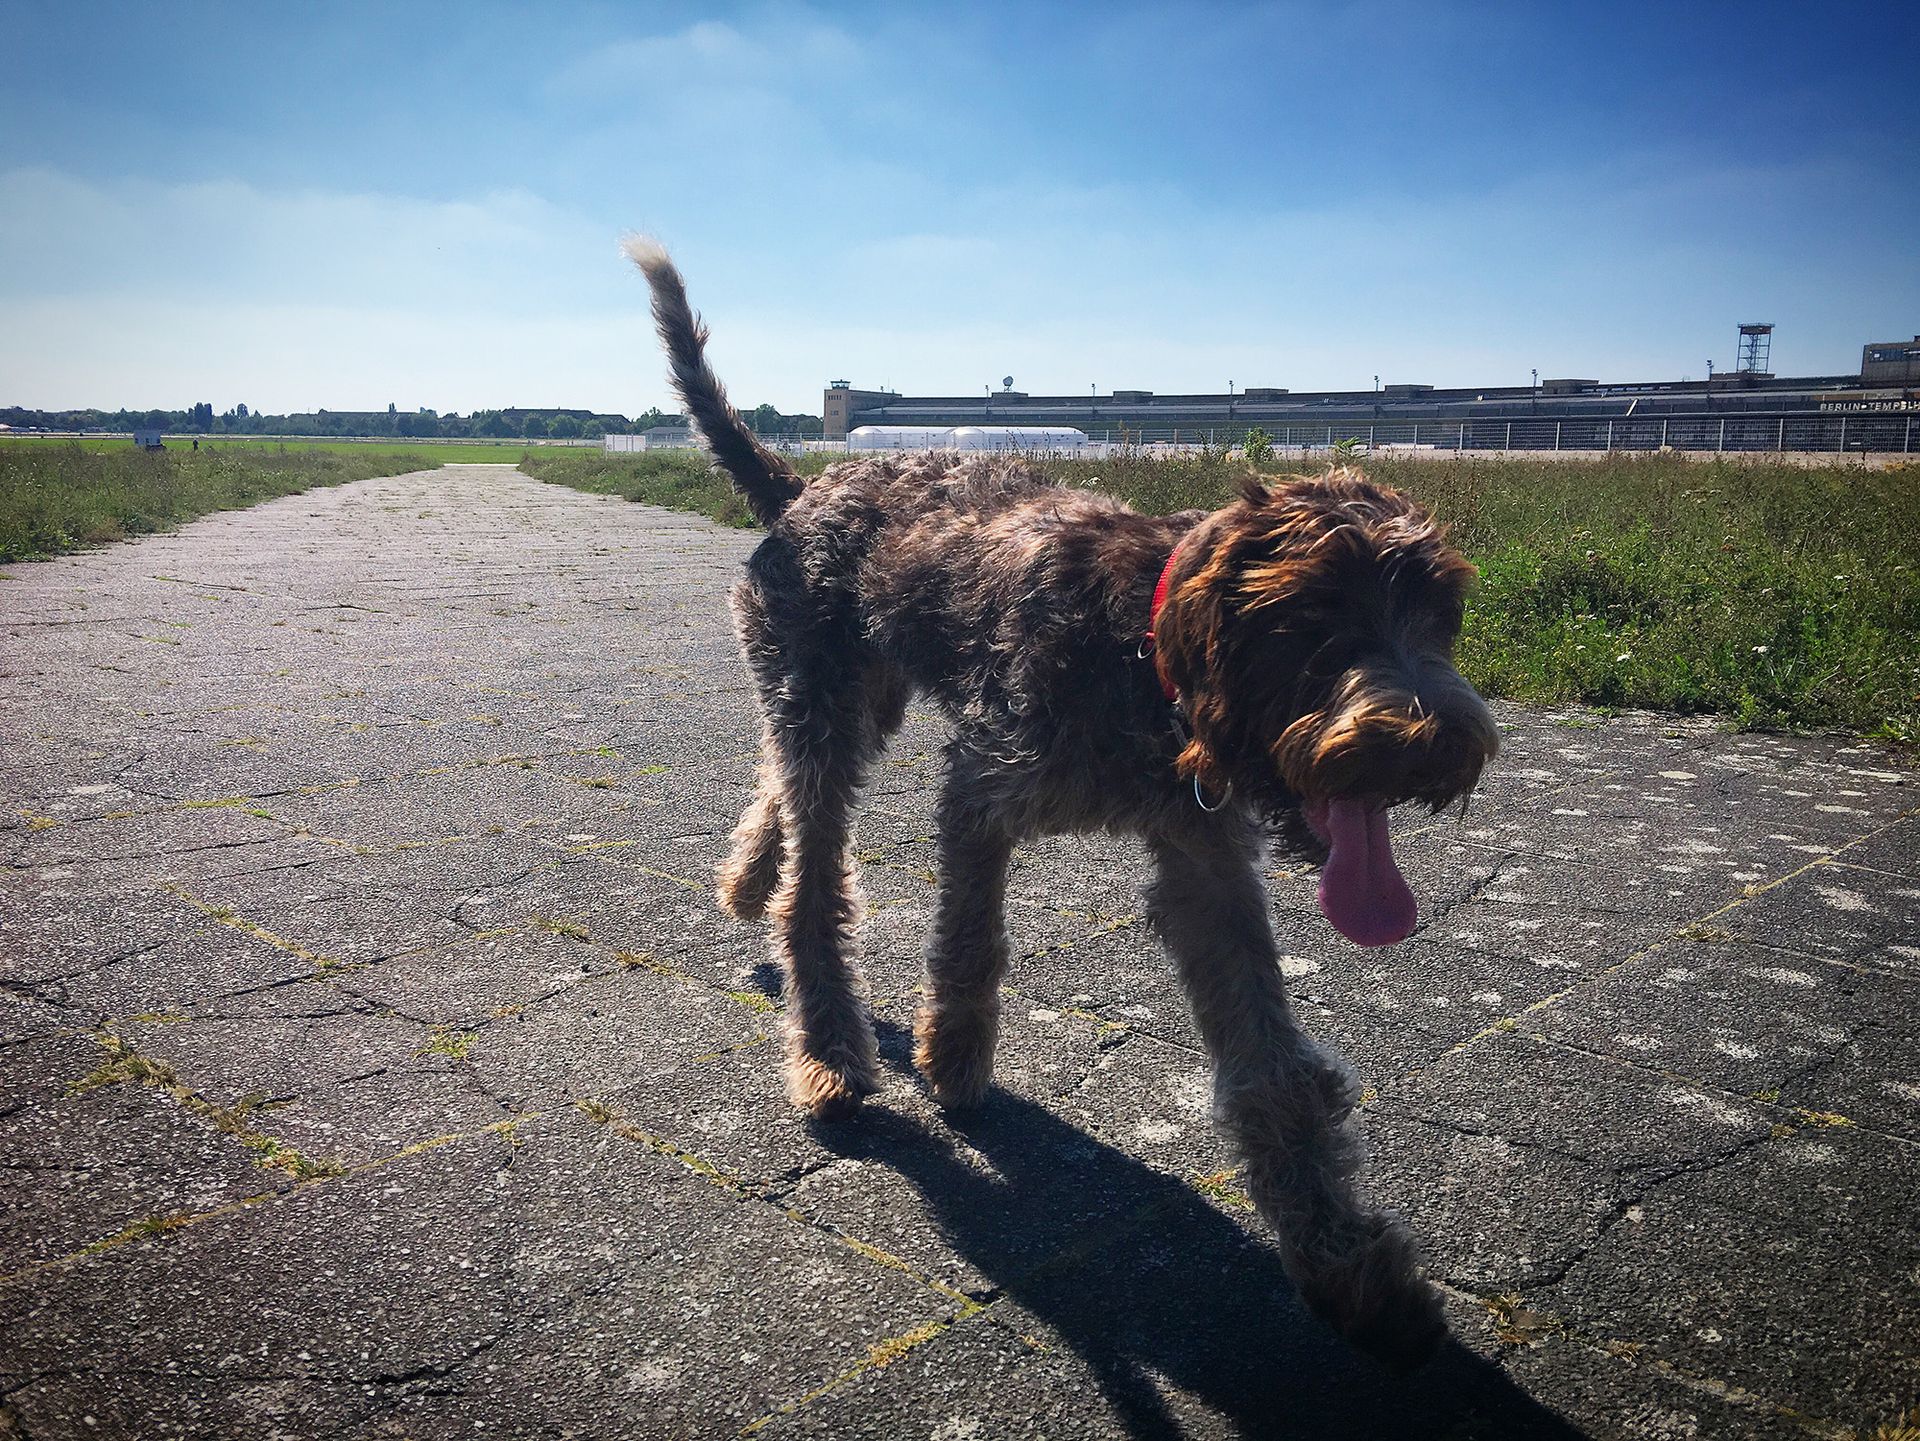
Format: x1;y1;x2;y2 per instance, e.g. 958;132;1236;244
0;168;615;315
540;10;877;196
550;16;862;98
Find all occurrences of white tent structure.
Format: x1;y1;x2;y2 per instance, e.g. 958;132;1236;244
946;426;1090;453
847;424;1095;454
846;426;955;450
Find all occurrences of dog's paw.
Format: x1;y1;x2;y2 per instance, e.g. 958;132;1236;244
787;1051;879;1121
716;857;776;922
912;1005;997;1111
1294;1217;1447;1371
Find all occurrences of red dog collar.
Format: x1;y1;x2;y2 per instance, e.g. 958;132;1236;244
1144;544;1182;702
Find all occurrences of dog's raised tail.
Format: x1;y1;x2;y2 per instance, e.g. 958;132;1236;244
623;236;802;528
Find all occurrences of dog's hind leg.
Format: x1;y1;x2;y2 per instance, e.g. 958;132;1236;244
765;682;896;1118
719;587;791;922
914;744;1016;1109
736;578;900;1119
1146;817;1444;1370
717;760;784;922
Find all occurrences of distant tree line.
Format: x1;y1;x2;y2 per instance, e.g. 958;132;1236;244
1;400;824;441
743;404;825;439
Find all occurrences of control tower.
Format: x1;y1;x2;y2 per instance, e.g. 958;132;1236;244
1737;323;1774;377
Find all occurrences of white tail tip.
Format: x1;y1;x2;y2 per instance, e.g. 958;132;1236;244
621;232;672;274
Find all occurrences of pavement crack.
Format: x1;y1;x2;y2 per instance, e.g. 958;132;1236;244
61;1026;348;1183
1385;815;1918;1100
1408;854;1512;933
365;1325;508;1398
0;1113;540;1290
1520;1125;1783;1294
0;977;78;1014
758;1153;842;1202
17;924;199;989
1398;1110;1608;1168
573;1097;981;1322
1524;1031;1919;1153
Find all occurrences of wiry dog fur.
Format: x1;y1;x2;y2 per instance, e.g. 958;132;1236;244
625;237;1499;1368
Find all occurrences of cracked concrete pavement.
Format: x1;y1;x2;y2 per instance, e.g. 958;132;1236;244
2;462;1916;1440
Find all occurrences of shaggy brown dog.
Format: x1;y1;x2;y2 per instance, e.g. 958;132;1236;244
626;239;1499;1368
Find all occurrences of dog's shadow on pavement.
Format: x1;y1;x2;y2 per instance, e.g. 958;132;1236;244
807;1015;1588;1440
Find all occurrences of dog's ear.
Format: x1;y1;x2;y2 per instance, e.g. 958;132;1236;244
1156;490;1336;800
1152;517;1244;797
1176;698;1238;797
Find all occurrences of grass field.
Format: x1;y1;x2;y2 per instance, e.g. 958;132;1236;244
0;435;535;465
520;448;761;528
523;446;1919;740
0;442;446;561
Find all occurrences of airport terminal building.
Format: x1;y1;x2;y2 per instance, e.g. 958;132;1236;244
821;333;1920;454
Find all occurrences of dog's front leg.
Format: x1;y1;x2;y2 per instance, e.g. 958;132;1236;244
1146;819;1444;1368
914;755;1016;1109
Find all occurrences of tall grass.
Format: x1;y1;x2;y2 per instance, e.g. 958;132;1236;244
0;443;442;561
523;446;1918;739
520;449;760;527
1379;455;1919;741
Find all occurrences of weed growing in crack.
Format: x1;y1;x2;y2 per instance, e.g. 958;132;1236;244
1678;923;1737;942
1791;1107;1854;1129
1192;1170;1254;1211
248;1136;345;1180
1486;1293;1559;1348
67;1031;345;1179
79;1214;191;1255
66;1047;172;1096
417;1029;477;1060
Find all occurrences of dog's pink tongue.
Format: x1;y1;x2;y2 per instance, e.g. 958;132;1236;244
1318;797;1417;947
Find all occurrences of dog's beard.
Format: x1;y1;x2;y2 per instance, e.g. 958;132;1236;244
1253;780;1330;865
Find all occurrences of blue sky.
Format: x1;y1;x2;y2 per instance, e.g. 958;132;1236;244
4;1;1916;415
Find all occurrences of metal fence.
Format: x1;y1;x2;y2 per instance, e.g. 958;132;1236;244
1073;412;1915;454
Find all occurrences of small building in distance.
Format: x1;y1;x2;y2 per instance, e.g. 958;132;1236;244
825;381;896;441
604;427;697;453
133;428;165;451
1862;337;1920;386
